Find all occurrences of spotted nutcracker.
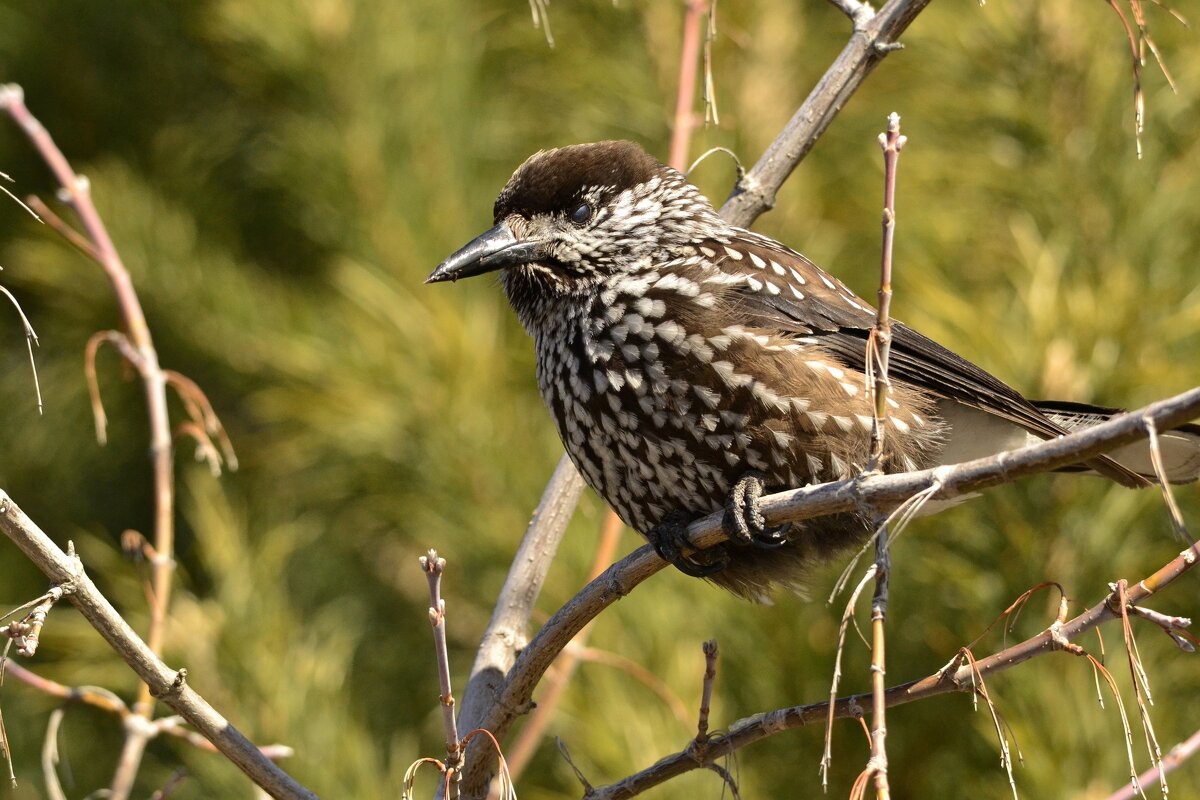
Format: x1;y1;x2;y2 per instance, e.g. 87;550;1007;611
427;140;1200;601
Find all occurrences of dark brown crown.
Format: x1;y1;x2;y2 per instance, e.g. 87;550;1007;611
492;140;665;223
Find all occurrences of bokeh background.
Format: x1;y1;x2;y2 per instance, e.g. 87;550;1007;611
0;2;1198;798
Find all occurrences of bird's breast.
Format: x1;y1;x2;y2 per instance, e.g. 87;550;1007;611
527;270;944;535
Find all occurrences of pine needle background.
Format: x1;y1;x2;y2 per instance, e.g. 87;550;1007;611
0;2;1197;798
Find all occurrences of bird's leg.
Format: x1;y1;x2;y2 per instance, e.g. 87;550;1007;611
724;472;790;549
646;509;730;577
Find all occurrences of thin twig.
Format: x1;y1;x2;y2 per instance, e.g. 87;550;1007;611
696;640;719;745
582;543;1199;798
822;564;877;790
864;112;906;800
0;84;179;798
0;284;42;413
668;0;709;172
24;196;101;262
421;550;462;800
1105;726;1200;800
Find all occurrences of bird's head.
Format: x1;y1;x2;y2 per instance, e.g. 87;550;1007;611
427;141;725;327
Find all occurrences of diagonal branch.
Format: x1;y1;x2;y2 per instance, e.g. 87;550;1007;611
467;386;1200;788
719;0;932;228
0;490;316;800
584;542;1199;798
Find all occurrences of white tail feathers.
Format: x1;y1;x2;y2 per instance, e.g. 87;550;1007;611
1036;401;1200;485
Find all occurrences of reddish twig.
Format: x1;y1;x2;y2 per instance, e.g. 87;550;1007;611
24;195;102;262
668;0;710;171
0;83;238;799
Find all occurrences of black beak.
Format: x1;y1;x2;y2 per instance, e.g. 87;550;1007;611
426;222;546;284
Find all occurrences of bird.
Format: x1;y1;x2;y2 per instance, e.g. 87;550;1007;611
427;140;1200;601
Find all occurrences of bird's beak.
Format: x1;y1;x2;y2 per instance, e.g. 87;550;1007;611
426;221;546;284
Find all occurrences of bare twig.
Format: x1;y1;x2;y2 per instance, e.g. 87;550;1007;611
0;283;42;413
0;491;316;800
866;113;905;469
422;550;462;800
822;564;877;790
25;196;101;262
668;0;709;171
719;0;931;227
860;112;906;800
583;543;1199;798
696;640;718;745
1106;727;1200;800
0;84;240;799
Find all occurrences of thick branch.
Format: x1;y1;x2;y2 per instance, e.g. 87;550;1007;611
457;456;584;737
0;491;317;800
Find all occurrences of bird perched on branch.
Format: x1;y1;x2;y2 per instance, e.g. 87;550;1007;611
428;140;1200;601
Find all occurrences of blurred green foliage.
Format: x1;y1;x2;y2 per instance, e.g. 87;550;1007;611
0;2;1197;798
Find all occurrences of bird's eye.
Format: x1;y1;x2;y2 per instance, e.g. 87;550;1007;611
568;202;593;226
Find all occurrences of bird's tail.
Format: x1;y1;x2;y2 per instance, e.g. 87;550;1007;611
1034;400;1200;484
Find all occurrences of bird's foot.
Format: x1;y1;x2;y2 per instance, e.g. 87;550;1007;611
647;509;729;577
724;472;790;549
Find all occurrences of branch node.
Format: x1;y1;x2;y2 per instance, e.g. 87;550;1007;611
159;668;188;698
123;711;161;740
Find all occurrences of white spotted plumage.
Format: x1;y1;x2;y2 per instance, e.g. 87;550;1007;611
427;140;1194;599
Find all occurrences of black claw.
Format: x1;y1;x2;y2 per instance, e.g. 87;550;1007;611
647;509;730;577
723;472;790;549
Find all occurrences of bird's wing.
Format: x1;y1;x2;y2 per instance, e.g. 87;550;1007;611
701;230;1146;486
